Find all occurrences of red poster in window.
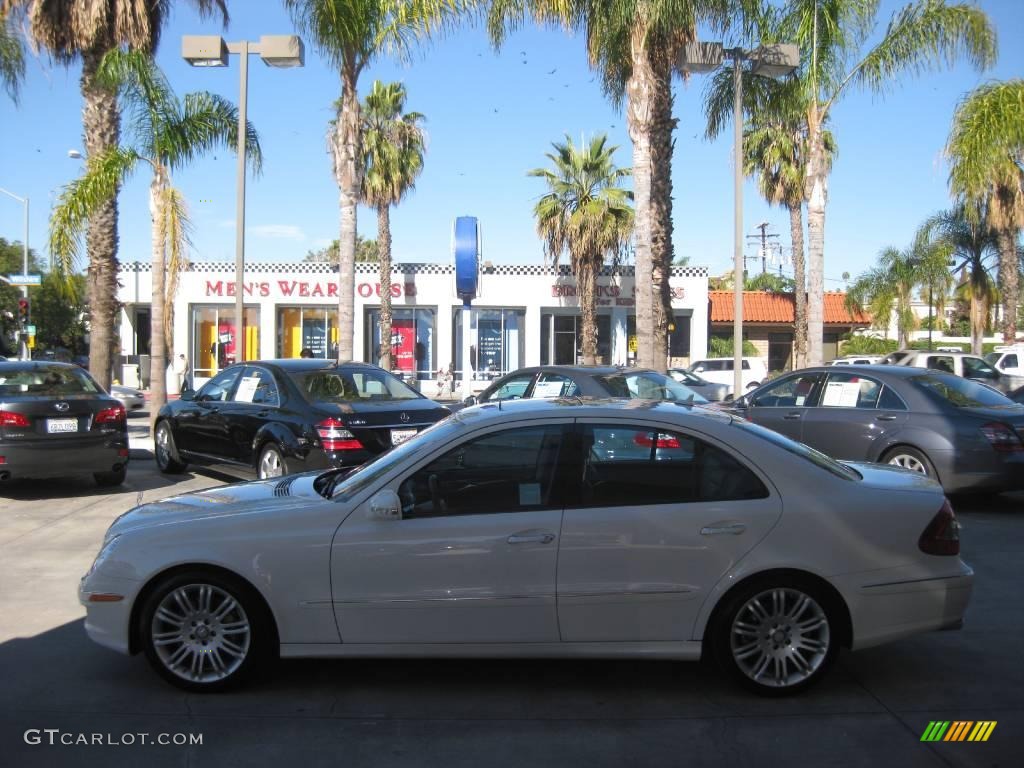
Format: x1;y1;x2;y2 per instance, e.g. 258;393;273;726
217;322;236;366
391;319;415;372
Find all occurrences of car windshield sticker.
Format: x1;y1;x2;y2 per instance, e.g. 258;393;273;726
519;482;542;506
822;381;861;407
235;376;260;403
532;380;566;399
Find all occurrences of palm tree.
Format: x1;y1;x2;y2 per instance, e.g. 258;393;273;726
2;0;228;389
49;51;260;417
946;79;1024;343
776;0;996;366
490;0;740;372
529;134;634;364
921;203;1000;354
358;80;426;371
285;0;470;364
1;8;24;102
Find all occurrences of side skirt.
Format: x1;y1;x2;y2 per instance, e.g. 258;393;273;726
279;641;703;660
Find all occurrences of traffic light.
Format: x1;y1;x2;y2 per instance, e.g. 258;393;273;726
17;298;29;326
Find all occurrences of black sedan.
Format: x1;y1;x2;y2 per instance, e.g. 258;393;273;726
729;364;1024;493
464;365;709;406
154;360;450;480
0;361;129;487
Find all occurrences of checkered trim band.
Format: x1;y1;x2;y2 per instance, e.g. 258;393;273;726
117;261;708;277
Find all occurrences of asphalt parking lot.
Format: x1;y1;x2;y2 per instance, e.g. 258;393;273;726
0;412;1021;768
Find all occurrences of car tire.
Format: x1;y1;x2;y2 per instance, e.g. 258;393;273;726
710;576;840;696
93;465;127;487
881;446;937;479
139;569;273;692
257;443;288;480
154;421;187;474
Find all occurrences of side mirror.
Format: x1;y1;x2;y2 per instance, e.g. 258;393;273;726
368;489;402;521
694;366;705;373
732;395;748;409
180;389;195;402
463;395;478;407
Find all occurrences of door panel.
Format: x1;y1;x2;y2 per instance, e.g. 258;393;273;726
744;372;823;443
800;373;907;460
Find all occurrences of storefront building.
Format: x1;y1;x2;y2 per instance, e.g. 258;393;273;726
116;261;710;391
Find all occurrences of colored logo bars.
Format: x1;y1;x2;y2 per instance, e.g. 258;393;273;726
921;721;997;742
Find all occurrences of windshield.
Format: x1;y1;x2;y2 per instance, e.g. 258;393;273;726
294;368;421;403
597;371;709;403
985;352;1000;365
733;418;862;481
0;364;101;396
911;373;1018;408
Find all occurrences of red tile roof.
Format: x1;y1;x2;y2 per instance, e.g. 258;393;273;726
708;291;870;325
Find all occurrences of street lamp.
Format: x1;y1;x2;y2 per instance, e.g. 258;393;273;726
182;34;304;363
0;187;30;360
680;42;799;396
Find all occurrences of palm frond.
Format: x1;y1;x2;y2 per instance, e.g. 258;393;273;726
162;184;193;355
1;9;25;103
95;49;180;152
170;91;263;175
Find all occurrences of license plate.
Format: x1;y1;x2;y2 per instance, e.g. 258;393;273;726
390;428;417;446
47;418;78;434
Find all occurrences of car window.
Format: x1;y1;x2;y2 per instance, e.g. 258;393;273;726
233;367;280;406
530;372;578;399
398;425;565;517
486;374;534;401
984;352;1000;365
820;373;882;408
596;372;708;403
0;364;101;396
297;368;420;402
925;356;955;374
741;360;751;370
750;373;821;408
196;367;242;402
912;374;1018;408
963;356;999;379
1004;354;1018;368
734;419;862;480
580;424;768;506
877;386;908;410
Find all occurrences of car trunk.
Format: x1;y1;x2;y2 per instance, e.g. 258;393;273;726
0;395;123;444
317;398;450;453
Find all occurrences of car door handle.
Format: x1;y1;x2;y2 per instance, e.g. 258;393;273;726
507;532;556;545
257;410;269;417
783;412;802;420
701;523;746;536
877;414;897;421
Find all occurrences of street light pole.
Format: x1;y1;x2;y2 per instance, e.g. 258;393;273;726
1;187;30;360
731;51;744;398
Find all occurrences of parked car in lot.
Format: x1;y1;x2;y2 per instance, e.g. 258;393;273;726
985;345;1024;377
892;350;1022;394
80;398;971;695
686;356;768;396
463;365;708;406
668;367;729;401
729;365;1024;493
110;384;145;411
827;355;885;365
0;361;129;486
153;360;450;480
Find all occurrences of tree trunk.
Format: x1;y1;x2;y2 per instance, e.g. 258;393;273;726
789;202;806;370
626;26;658;369
80;45;120;390
577;253;598;366
997;227;1019;343
333;64;361;362
804;116;827;366
377;204;393;371
649;67;676;373
970;281;985;356
148;170;168;425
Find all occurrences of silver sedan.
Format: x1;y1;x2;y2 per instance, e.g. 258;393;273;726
80;399;972;695
109;385;145;411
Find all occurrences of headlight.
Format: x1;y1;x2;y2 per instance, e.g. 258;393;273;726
85;534;122;578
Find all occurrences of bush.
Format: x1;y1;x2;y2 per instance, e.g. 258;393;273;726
709;335;759;358
838;335;898;355
948;318;971;337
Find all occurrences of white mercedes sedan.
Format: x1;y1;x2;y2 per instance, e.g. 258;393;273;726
80;399;972;695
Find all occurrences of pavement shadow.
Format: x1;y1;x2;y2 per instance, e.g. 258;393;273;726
0;465;227;501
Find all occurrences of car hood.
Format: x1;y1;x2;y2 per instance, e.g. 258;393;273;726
842;461;943;493
106;472;328;538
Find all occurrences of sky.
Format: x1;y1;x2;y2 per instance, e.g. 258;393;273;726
1;0;1022;292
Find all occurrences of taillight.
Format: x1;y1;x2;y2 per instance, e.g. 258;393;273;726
0;410;30;427
316;417;362;451
979;422;1024;452
634;431;681;449
918;498;961;556
95;405;126;424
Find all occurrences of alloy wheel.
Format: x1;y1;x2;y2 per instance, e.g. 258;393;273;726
888;453;927;474
258;446;283;479
155;424;171;468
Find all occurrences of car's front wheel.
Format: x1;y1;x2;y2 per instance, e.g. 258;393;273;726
711;578;840;696
154;421;187;474
139;570;271;692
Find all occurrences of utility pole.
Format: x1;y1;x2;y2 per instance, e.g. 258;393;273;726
746;222;781;275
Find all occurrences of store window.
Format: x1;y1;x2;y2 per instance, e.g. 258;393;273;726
669;314;692;358
454;308;525;380
364;307;436;380
190;305;259;380
277;306;337;359
540;313;611;365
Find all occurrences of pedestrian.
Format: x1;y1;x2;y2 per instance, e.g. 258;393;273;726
436;363;453;398
176;353;191;392
299;348;314;359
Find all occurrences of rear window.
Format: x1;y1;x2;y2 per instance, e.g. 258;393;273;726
911;373;1017;408
597;372;709;403
294;368;421;402
0;364;101;396
733;418;861;481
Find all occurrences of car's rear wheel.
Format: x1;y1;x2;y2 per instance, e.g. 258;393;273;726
154;421;187;474
139;570;270;692
257;444;288;479
882;446;936;479
711;578;839;696
94;465;126;487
